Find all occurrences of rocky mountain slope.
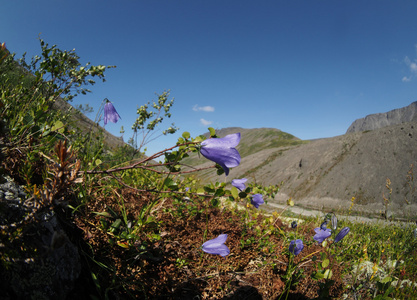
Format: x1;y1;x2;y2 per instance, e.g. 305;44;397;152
346;101;417;133
189;122;417;219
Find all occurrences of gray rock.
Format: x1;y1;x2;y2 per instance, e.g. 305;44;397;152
346;101;417;133
0;176;81;299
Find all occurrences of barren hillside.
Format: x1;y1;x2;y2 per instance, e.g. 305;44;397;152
188;122;417;219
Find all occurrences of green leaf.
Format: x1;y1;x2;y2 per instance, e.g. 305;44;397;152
93;211;112;218
323;269;332;279
197;187;205;194
208;127;216;137
313;272;324;280
111;218;122;229
216;165;225;175
204;186;215;193
182;131;190;139
193;135;204;143
287;198;294;206
214;188;225;197
163;178;174;187
238;191;248;198
211;198;220;207
231;187;239;199
322;258;330;268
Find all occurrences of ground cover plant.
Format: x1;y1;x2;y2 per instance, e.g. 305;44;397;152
1;39;417;299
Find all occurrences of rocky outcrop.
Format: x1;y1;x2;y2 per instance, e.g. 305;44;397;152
0;176;81;299
346;101;417;133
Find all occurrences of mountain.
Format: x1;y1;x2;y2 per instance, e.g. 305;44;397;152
346;101;417;133
54;98;126;151
181;127;305;166
188;122;417;219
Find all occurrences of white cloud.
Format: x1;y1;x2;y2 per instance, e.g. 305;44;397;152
404;56;417;72
200;118;213;126
193;105;215;112
410;62;417;72
402;55;417;82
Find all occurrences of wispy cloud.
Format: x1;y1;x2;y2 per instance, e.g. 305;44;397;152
403;55;417;82
200;118;213;126
411;62;417;72
193;105;215;112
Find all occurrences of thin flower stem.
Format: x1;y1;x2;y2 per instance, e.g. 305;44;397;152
83;141;200;175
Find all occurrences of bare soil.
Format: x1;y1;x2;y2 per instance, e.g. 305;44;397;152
72;186;347;299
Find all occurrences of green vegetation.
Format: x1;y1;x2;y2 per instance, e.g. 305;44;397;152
1;39;416;299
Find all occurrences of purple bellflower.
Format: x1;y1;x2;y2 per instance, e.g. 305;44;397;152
291;221;298;229
104;100;121;126
313;227;332;243
202;234;230;257
289;239;304;255
334;227;350;243
200;133;241;176
232;178;248;191
320;221;328;230
251;194;264;209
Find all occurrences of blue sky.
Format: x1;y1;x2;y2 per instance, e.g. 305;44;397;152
2;1;417;154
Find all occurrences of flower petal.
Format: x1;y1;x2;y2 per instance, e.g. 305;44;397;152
313;228;332;243
334;227;350;243
202;234;230;257
232;178;247;191
202;244;230;257
201;133;240;149
200;133;241;176
104;101;121;125
250;194;264;209
289;239;304;255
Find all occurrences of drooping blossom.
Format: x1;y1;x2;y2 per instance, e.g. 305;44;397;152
202;234;230;257
232;178;247;191
289;239;304;255
313;227;332;243
291;221;298;229
334;227;350;243
200;133;241;176
104;100;121;125
331;213;338;231
250;194;264;209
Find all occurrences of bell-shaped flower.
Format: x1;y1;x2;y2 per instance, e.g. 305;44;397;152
104;100;121;125
202;234;230;257
250;194;264;209
289;239;304;255
200;133;241;176
320;221;328;230
313;227;332;243
232;178;247;191
334;227;350;243
291;221;298;229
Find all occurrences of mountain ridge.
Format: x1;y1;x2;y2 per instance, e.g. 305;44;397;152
346;101;417;133
188;117;417;219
